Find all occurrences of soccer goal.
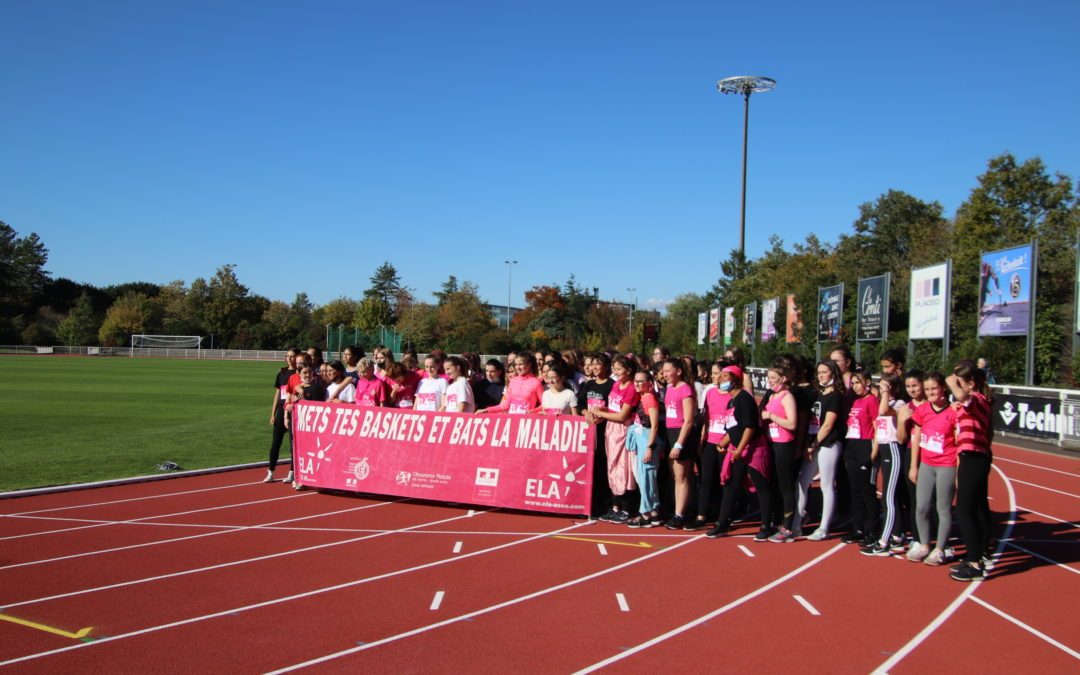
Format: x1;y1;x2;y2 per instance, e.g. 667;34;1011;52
130;335;204;357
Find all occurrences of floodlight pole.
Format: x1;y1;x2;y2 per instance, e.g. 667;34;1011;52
717;75;776;266
505;260;518;333
627;288;637;337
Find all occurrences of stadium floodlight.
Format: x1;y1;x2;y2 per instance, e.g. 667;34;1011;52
716;75;776;265
130;335;204;357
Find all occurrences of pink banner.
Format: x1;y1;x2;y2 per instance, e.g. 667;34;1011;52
291;402;595;515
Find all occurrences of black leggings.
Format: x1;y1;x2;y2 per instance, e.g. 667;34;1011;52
268;405;291;471
770;441;799;530
696;442;724;521
956;451;993;563
715;459;773;531
843;439;879;536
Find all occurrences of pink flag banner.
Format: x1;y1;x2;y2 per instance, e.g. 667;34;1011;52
291;402;595;515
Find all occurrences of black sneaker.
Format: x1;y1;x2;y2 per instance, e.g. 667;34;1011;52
949;563;986;582
841;531;866;545
611;510;631;524
647;514;663;528
683;519;710;532
664;515;686;530
598;509;617;522
705;525;729;539
860;534;879;547
627;515;647;528
860;544;891;557
753;528;773;542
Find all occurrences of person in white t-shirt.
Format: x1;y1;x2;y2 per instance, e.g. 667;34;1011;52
415;355;448;412
326;361;356;403
441;356;475;413
539;361;579;415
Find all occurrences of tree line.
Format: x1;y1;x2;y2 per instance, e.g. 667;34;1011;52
2;153;1076;385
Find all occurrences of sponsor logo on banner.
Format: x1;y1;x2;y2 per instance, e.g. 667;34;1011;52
817;284;843;342
857;274;889;342
761;297;778;342
909;262;950;340
786;294;803;343
979;243;1034;337
291;403;595;514
993;394;1065;440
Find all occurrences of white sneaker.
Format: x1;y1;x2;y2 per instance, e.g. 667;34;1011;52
283;471;293;484
924;548;947;566
807;528;829;541
906;542;930;562
263;470;274;483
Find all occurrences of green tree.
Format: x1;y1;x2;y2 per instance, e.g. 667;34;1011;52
318;296;361;326
397;302;438;351
432;276;459;305
364;261;406;321
355;297;393;332
0;222;50;340
98;293;156;346
56;292;101;345
435;282;497;351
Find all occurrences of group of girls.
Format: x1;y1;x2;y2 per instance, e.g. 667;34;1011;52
264;344;995;581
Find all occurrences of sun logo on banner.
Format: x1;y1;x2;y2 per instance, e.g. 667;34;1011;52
547;456;588;493
303;437;334;474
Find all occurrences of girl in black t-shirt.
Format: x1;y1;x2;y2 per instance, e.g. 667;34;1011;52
792;360;846;540
265;349;300;483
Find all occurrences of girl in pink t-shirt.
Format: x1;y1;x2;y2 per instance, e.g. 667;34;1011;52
906;372;959;566
626;369;661;527
841;371;880;545
586;356;641;523
685;360;732;531
354;358;390;408
477;353;544;414
661;358;698;529
762;364;799;541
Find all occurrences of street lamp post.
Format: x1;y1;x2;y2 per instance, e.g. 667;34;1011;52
627;287;637;339
505;260;518;333
717;75;776;265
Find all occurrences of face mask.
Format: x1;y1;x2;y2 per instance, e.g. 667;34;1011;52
822;378;834;387
719;381;733;392
770;383;783;393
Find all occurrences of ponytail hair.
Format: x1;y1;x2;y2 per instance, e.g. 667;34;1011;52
953;359;993;403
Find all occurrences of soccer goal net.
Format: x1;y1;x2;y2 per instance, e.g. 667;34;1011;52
130;335;204;351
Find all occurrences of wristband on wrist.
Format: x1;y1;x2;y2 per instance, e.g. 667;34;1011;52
674;442;683;450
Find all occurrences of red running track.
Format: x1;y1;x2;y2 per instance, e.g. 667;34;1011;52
0;442;1076;673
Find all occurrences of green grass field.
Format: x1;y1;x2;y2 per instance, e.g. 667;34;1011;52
0;356;283;492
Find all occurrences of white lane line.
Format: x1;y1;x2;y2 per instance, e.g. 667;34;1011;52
0;498;396;572
574;543;845;673
429;591;445;611
737;545;755;558
452;541;463;554
994;456;1080;479
793;594;820;616
1018;505;1080;530
1;481;259;516
0;492;313;543
266;535;702;674
597;544;608;556
2;505;483;609
1006;542;1080;576
1009;478;1080;500
969;595;1080;660
0;514;582;669
616;593;629;612
872;463;1017;674
467;510;476;517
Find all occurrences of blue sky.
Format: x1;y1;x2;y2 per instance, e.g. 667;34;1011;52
2;1;1077;313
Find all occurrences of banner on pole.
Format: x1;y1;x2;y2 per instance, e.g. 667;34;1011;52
292;403;596;515
785;294;803;344
723;307;735;346
909;262;950;340
978;243;1034;337
742;302;757;345
697;312;707;345
857;274;890;342
709;308;720;344
817;284;844;342
761;297;779;342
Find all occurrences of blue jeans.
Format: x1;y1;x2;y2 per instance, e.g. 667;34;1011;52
627;423;659;514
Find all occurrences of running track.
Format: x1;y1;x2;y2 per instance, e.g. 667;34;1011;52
0;442;1076;673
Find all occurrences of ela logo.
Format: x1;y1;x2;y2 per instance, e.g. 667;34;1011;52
526;457;588;501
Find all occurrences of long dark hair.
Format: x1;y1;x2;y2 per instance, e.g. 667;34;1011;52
953;359;992;403
816;360;847;397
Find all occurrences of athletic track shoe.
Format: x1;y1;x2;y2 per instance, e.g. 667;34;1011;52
889;535;909;552
611;510;630;524
840;531;866;545
807;528;829;541
664;515;687;530
683;519;710;532
598;509;617;522
648;514;663;528
949;563;986;582
705;525;729;539
906;542;930;562
282;471;293;484
923;548;948;566
860;544;891;557
263;470;274;483
753;528;773;542
768;527;795;543
627;516;647;528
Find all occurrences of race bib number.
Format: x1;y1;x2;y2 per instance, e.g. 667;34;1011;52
397;399;414;408
587;397;604;409
416;392;437;411
608;397;621;413
543;407;563;416
875;417;895;443
509;398;529;414
846;418;861;439
769;424;781;439
920;432;945;454
708;419;726;435
279;385;289;400
446;394;459;407
666;405;678;420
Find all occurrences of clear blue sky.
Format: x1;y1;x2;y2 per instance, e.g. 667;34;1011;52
2;1;1077;313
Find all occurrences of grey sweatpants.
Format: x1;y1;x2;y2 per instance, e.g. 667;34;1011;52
916;463;955;548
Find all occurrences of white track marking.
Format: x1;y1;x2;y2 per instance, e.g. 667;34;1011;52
969;595;1080;660
1008;478;1080;500
2;481;259;516
793;594;820;616
0;499;398;571
0;516;584;668
429;591;444;611
1006;542;1080;576
574;543;845;673
0;493;312;542
1018;505;1080;529
266;535;702;674
467;510;476;517
616;593;629;612
452;541;462;554
597;544;608;556
994;456;1079;478
2;507;488;610
872;463;1017;674
737;545;755;558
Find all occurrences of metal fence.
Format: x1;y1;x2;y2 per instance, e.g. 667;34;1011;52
0;345;290;361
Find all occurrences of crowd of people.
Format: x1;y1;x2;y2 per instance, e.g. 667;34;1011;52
266;343;995;582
